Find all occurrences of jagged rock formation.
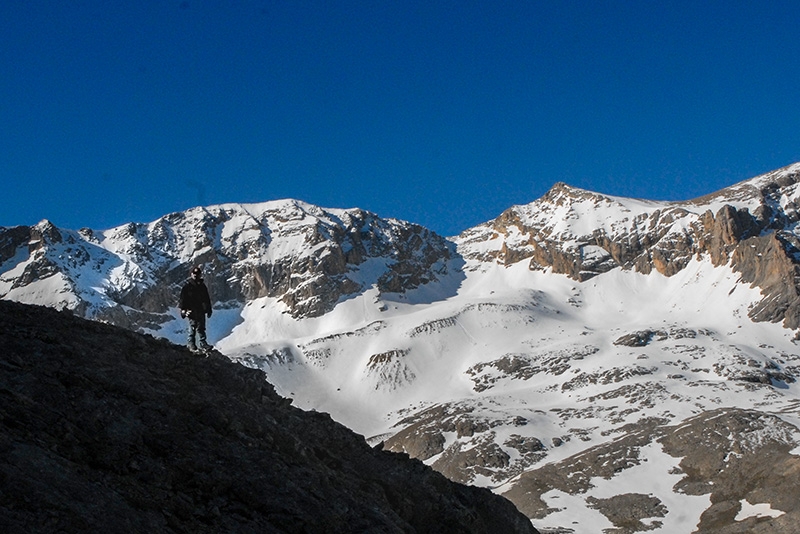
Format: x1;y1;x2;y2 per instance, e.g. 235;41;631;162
0;201;453;330
384;403;541;486
4;164;800;332
0;300;537;533
456;162;800;329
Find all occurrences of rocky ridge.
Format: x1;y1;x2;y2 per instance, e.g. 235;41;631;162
4;164;800;334
0;200;452;330
0;300;537;533
455;162;800;329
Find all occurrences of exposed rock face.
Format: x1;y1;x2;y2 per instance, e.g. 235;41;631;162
730;233;800;328
456;163;800;329
586;493;668;534
659;410;800;534
0;201;453;330
0;300;537;533
384;401;545;486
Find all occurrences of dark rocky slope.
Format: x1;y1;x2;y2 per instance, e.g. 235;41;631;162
0;301;536;533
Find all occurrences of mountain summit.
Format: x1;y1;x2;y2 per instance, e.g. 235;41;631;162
4;163;800;532
3;163;800;333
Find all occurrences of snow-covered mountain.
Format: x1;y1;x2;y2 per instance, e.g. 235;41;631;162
4;162;800;532
0;200;452;329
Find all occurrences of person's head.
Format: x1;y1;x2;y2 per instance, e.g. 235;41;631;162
191;266;203;280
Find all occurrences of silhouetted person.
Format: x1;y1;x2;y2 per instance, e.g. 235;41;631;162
179;266;213;352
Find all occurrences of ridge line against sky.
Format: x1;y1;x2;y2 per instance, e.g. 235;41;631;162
2;1;800;236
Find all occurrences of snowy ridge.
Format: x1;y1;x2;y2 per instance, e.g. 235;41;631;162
459;161;800;254
0;199;453;327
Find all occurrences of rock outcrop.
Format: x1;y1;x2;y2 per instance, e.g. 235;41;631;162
0;300;537;533
504;409;800;533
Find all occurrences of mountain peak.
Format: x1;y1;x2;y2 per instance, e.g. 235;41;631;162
1;199;454;324
540;181;613;206
29;219;63;248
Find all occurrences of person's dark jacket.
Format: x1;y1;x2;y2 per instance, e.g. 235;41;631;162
179;279;212;318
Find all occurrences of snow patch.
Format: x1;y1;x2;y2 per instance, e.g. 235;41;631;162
735;500;785;521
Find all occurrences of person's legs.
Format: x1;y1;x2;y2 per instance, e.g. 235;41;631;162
187;317;199;350
196;314;211;349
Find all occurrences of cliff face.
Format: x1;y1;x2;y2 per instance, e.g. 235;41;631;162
0;300;536;533
456;162;800;329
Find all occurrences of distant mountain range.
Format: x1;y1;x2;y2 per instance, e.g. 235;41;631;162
3;162;800;532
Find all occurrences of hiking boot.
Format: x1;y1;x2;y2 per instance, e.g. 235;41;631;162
188;343;198;352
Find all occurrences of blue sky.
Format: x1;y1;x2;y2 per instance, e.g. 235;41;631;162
2;1;800;236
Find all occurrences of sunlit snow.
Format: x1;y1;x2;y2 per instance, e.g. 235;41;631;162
735;500;785;521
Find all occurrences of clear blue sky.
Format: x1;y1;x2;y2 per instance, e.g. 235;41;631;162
2;1;799;236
